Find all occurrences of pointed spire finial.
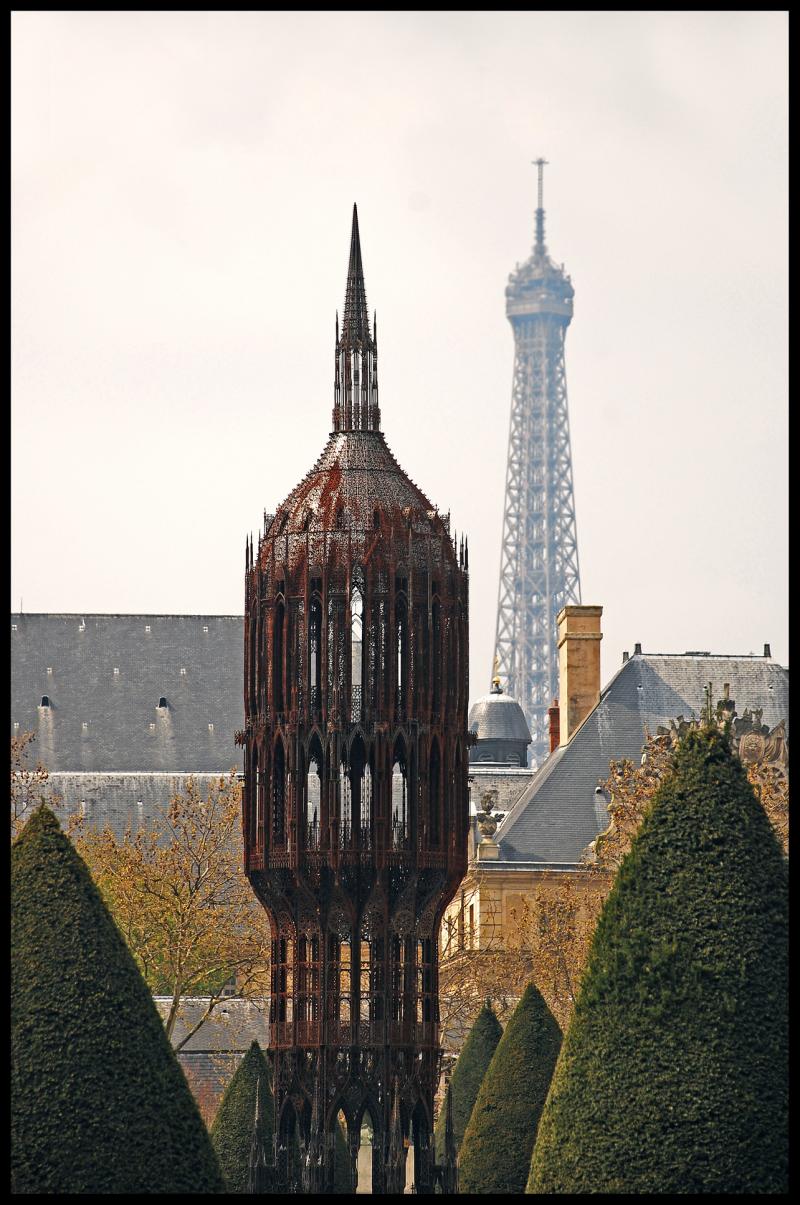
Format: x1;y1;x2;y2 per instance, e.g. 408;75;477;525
341;203;371;347
333;204;380;433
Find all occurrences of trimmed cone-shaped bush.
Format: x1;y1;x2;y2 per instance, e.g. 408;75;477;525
528;727;789;1194
332;1117;351;1193
459;984;561;1193
211;1041;277;1192
434;1001;502;1160
11;806;223;1194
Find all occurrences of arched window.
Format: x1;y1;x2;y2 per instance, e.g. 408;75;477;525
306;736;322;848
339;755;352;848
347;736;370;849
273;739;286;845
391;738;408;849
429;739;441;847
431;600;441;715
395;596;408;717
257;612;265;711
273;599;285;712
252;744;261;848
351;583;363;722
309;596;322;714
297;931;320;1042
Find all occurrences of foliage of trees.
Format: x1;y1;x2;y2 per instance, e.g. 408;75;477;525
11;805;223;1194
10;732;57;838
434;1000;501;1161
70;773;271;1049
458;983;561;1194
211;1040;278;1193
528;727;788;1194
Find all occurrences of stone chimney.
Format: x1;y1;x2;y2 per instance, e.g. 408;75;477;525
548;699;560;753
557;605;603;744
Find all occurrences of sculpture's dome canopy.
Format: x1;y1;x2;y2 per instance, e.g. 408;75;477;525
469;685;532;744
267;430;442;540
252;205;465;584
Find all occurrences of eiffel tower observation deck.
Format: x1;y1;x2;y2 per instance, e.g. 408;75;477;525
493;160;582;766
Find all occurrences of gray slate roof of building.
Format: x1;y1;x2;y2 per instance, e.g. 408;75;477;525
11;614;243;772
153;997;269;1052
496;652;789;866
46;772;234;838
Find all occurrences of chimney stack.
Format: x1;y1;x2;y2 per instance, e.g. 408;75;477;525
557;605;603;744
548;699;560;753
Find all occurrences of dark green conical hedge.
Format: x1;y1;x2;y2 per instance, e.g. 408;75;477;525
528;727;789;1194
11;806;224;1194
332;1116;352;1193
434;1001;502;1160
459;984;561;1193
211;1041;277;1192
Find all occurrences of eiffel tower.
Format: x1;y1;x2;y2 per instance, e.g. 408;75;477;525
493;160;581;766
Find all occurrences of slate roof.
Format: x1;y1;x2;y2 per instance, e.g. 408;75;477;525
153;997;269;1052
10;614;243;772
495;652;789;866
45;772;236;839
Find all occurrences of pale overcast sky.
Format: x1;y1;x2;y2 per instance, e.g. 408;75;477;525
11;10;788;701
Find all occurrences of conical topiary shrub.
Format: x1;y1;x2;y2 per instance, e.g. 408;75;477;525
434;1001;502;1160
11;806;223;1193
211;1040;277;1192
528;727;789;1194
332;1116;352;1193
458;983;561;1193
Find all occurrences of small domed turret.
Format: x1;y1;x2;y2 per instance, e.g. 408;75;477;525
468;679;532;767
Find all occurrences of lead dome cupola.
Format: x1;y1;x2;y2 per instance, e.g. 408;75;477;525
468;680;532;766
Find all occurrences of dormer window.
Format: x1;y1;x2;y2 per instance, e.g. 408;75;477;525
157;697;168;709
40;695;50;708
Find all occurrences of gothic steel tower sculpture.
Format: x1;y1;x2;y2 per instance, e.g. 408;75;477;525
240;206;469;1193
493;160;581;766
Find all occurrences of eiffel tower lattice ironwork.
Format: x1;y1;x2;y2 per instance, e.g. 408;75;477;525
493;159;581;766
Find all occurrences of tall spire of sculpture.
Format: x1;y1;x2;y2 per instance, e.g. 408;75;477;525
333;204;380;433
341;204;371;347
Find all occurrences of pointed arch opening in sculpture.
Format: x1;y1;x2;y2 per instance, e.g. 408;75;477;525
273;597;285;712
391;735;409;849
273;737;286;845
308;592;323;716
429;737;441;847
351;576;364;722
306;732;323;848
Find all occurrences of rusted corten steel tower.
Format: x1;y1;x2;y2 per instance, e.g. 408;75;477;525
240;206;469;1194
493;160;581;766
